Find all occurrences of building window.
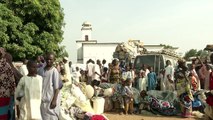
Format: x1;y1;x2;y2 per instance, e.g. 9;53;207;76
85;35;89;41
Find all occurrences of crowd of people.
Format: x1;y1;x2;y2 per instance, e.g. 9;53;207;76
0;46;213;120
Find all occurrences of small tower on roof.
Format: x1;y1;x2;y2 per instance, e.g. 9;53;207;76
76;21;97;63
81;21;92;41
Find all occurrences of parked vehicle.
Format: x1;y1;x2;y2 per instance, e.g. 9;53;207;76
134;53;179;74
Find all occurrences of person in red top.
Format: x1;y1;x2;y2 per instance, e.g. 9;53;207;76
189;72;198;91
204;53;213;120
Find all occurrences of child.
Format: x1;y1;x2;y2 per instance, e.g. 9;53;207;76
159;69;165;91
122;78;134;114
136;71;147;92
147;66;157;91
79;70;87;82
101;67;108;83
15;60;42;120
138;90;150;113
189;72;198;91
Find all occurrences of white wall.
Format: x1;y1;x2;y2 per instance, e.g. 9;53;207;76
83;43;118;64
76;40;97;63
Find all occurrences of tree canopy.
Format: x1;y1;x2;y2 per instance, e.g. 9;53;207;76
184;49;208;61
160;44;176;49
0;0;67;61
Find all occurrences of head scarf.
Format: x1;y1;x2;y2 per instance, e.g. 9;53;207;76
4;52;23;86
0;51;16;97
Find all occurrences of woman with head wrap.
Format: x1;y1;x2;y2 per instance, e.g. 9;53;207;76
0;48;16;120
5;52;23;86
109;59;121;84
4;52;23;120
175;59;194;118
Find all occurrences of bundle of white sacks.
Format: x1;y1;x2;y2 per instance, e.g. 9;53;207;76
59;83;113;120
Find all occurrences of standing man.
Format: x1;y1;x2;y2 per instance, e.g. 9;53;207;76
38;52;61;120
86;59;95;85
69;61;74;74
63;57;72;84
164;60;175;91
94;59;102;80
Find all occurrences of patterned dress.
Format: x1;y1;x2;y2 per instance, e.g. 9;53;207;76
0;59;16;120
109;67;120;84
175;68;193;117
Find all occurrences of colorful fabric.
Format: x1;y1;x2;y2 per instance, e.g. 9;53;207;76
179;93;192;117
111;84;124;108
8;96;15;120
0;59;16;97
192;98;202;108
0;97;10;120
176;68;193;117
109;68;120;84
122;86;133;103
0;56;16;120
91;115;107;120
149;96;177;116
191;76;198;91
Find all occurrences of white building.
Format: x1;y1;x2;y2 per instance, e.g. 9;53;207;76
81;42;119;64
76;21;118;64
76;21;179;64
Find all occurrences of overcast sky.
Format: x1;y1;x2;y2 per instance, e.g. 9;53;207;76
60;0;213;63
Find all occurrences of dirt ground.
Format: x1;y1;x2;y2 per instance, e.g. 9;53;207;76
104;112;197;120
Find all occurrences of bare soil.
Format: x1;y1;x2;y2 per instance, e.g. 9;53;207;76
104;112;197;120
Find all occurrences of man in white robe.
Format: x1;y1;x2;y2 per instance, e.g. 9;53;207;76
86;59;95;84
164;60;175;91
15;61;42;120
15;75;42;120
63;57;72;85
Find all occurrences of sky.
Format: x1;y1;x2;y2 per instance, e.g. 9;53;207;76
60;0;213;63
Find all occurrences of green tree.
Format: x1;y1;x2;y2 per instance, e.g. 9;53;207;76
55;46;68;61
184;49;198;61
160;44;174;49
0;0;65;61
196;50;202;56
